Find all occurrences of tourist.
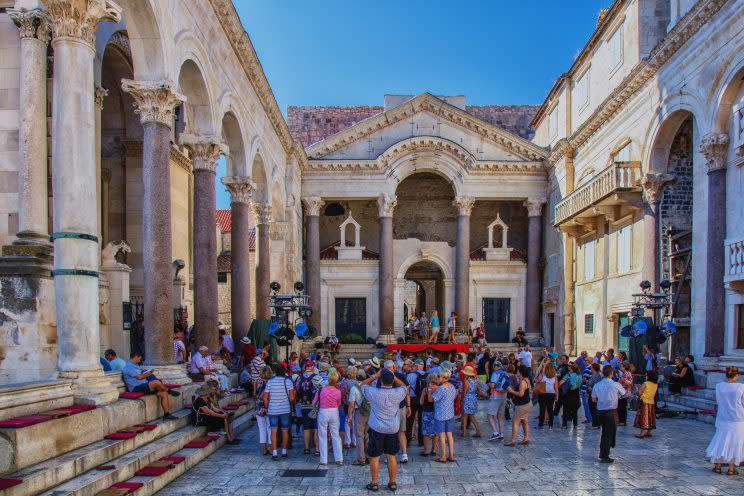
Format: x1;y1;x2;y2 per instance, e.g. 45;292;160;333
474;321;486;346
378;360;410;464
102;349;126;371
262;363;295;460
460;365;482;437
466;317;474;344
591;365;625;463
669;356;695;395
617;361;635;426
405;360;423;446
586;362;603;428
189;346;229;390
634;370;658;438
487;360;508;440
575;350;588;371
295;360;319;455
361;369;408;492
706;366;744;475
349;369;370;465
238;336;256;370
254;366;273;455
447;312;457;343
315;371;344;465
517;345;533;383
340;365;358;448
191;386;239;444
643;345;658;373
476;349;492;384
511;328;527;346
602;348;619;371
427;310;439;343
504;365;531;446
219;328;234;364
122;352;180;421
288;352;299;370
580;360;593;424
686;354;697;372
173;332;187;364
419;372;439;455
536;362;558;430
430;368;457;462
249;348;268;395
559;362;581;429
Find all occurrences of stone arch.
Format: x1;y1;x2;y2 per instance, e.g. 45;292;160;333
175;38;216;135
221;111;246;178
710;45;744;134
644;108;698;175
397;251;453;280
250;150;269;204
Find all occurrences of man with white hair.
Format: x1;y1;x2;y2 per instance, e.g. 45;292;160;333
189;345;229;390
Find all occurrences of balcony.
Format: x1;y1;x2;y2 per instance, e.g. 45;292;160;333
725;236;744;293
554;161;643;235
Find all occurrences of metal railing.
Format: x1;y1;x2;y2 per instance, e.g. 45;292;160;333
554;161;641;225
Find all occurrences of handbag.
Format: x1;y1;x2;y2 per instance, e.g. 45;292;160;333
533;380;546;396
308;386;323;420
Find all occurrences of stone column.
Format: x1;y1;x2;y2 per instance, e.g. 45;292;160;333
562;148;576;355
121;79;185;367
641;172;675;290
45;0;122;404
524;198;545;340
8;8;50;245
181;135;225;351
223;177;254;342
700;133;729;357
378;195;397;335
303;197;324;333
453;196;474;325
95;86;107;253
253;203;272;320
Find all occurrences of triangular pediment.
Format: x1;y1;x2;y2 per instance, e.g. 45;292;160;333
305;93;548;162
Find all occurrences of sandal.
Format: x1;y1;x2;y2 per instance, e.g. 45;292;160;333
727;468;739;476
447;457;456;462
420;451;430;457
519;440;530;445
366;482;379;492
713;466;722;474
434;458;448;463
503;442;516;447
387;482;398;492
352;460;367;466
472;434;482;438
635;434;646;438
304;449;310;455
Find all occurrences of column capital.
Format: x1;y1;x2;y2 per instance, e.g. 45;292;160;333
641;172;675;204
43;0;122;46
302;197;325;216
94;85;108;110
180;134;226;173
8;7;51;42
121;79;185;127
523;198;546;217
221;176;254;204
453;196;475;216
700;132;730;174
252;203;271;225
377;194;397;218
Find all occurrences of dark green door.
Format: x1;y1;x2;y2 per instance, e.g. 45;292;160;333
617;314;630;355
335;298;366;339
483;298;510;343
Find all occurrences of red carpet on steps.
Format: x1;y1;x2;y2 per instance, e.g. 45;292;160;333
0;479;23;490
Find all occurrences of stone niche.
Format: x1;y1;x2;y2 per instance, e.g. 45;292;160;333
483;213;513;261
335;212;365;260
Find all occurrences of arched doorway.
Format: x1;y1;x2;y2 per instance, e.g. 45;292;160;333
404;260;444;318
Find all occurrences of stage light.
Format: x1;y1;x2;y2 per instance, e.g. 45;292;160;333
660;320;677;338
639;280;652;291
659;279;672;290
268;321;280;336
294;281;304;292
631;319;648;337
270;281;281;292
295;321;308;338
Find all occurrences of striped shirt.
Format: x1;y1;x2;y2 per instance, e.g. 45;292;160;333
264;376;294;415
249;355;266;382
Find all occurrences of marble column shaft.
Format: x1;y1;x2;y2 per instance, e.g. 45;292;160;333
378;195;396;334
303;198;323;332
642;202;659;289
121;79;185;365
254;204;271;320
9;9;50;244
705;169;726;356
454;197;474;325
525;200;544;336
223;177;253;342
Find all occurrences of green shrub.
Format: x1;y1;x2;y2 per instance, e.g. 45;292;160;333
339;333;364;344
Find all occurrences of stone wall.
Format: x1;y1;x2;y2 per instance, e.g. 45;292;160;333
393;173;457;244
465;105;539;140
470;200;528;253
659;117;693;236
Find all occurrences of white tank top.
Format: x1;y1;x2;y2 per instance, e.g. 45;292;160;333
542;376;556;394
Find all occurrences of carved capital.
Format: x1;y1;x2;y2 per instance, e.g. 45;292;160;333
524;198;546;217
94;85;108;110
302;197;324;217
377;194;397;218
180;134;226;173
8;8;51;42
642;172;675;204
699;132;730;174
252;203;271;225
43;0;122;46
453;196;475;216
121;79;185;127
221;176;254;205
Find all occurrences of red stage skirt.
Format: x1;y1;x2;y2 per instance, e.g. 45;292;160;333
386;344;470;354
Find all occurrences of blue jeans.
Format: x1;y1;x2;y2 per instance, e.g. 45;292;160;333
581;394;592;422
269;413;291;430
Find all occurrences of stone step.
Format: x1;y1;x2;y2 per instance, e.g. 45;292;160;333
662;392;717;412
3;392;249;496
662;400;717;425
39;403;254;496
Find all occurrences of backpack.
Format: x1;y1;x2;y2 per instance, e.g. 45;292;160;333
297;373;316;405
354;385;371;417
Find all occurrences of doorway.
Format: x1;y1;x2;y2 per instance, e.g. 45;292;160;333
617;313;630;355
404;261;444;318
335;298;366;339
483;298;510;343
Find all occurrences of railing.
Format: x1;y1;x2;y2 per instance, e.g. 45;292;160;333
554;161;641;225
725;237;744;281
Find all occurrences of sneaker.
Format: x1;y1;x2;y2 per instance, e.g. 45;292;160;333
399;454;408;464
600;457;614;464
495;433;504;440
162;413;177;421
489;433;499;441
167;389;181;397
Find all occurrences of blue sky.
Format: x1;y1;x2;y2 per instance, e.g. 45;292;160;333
217;0;613;208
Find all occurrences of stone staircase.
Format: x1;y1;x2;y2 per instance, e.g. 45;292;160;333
301;342;381;364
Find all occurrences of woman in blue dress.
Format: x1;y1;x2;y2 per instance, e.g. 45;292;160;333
460;365;482;437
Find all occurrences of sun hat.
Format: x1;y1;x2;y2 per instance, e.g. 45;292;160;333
240;337;251;344
462;365;476;377
348;358;357;366
369;357;381;368
414;358;424;365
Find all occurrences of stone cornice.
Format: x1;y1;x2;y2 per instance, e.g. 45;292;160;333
547;0;730;167
170;146;192;173
43;0;122;46
305;93;549;162
302;158;545;176
207;0;305;165
378;136;473;166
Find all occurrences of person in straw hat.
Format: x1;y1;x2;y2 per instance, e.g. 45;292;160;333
460;365;482;438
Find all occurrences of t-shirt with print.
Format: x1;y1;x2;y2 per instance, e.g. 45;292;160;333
265;376;294;415
431;384;457;421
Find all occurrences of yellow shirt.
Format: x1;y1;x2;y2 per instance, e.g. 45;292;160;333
640;382;658;404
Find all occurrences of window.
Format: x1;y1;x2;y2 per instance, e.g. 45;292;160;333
549;108;558;139
607;25;623;73
584;240;596;280
217;272;228;284
585;314;595;334
576;71;589;109
617;224;632;273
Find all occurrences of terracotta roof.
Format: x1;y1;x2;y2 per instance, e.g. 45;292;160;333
216;209;232;232
469;243;526;262
319;240;380;261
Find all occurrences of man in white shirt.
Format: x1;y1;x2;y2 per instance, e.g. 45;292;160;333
591;365;626;463
517;346;533;383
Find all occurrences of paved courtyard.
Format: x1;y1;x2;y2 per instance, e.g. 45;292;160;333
156;406;741;496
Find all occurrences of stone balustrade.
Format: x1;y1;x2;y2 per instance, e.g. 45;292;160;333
554;161;641;225
725;236;744;292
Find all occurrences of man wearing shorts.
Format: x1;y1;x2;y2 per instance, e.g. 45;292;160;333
262;363;295;460
361;369;407;492
121;352;180;421
487;360;508;440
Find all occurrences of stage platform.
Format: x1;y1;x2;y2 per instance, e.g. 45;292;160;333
386;343;471;354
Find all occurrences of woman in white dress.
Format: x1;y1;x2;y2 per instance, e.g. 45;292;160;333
706;366;744;475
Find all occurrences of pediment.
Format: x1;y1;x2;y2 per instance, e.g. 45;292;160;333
305;93;548;162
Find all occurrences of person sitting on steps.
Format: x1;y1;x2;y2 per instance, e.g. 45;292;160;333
191;386;240;444
121;352;180;421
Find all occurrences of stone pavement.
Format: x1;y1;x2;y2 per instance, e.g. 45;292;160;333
157;406;741;496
